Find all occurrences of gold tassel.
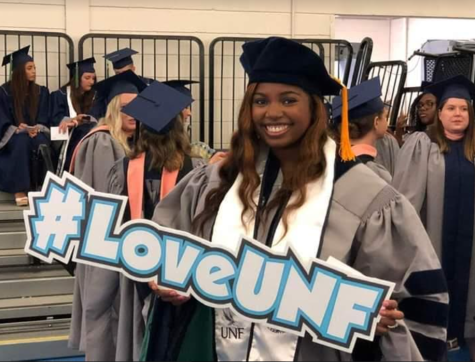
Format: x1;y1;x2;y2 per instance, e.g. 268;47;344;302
332;78;355;162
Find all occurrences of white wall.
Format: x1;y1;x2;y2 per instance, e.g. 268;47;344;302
0;0;65;31
334;17;391;61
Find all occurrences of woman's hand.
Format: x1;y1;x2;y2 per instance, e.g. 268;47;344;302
59;118;78;134
148;281;190;306
376;300;404;335
16;123;28;133
27;126;39;138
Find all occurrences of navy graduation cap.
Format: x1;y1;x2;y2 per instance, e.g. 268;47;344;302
426;75;475;104
66;57;96;80
163;80;198;99
240;37;341;96
94;70;147;105
332;77;385;122
104;48;138;70
122;80;193;135
2;46;34;70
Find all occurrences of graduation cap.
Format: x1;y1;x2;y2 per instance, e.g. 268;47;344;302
332;77;385;122
121;80;193;135
240;37;341;96
104;48;138;70
66;58;96;86
94;70;147;105
163;80;198;99
240;37;354;161
425;75;475;104
2;46;34;70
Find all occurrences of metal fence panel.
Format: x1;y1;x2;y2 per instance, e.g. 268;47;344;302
0;30;74;91
79;33;206;142
350;37;374;87
364;61;408;128
208;37;354;149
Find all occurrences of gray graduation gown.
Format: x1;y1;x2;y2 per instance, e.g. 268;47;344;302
365;160;392;183
393;132;475;341
375;134;400;176
69;131;126;361
107;156;206;362
151;153;448;361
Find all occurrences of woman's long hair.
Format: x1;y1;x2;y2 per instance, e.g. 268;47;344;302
10;63;40;125
194;83;329;235
98;95;133;155
131;115;193;171
434;99;475;162
63;75;95;115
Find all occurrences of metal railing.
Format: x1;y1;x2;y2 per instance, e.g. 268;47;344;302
0;30;74;91
79;33;206;142
208;37;354;149
364;61;408;128
350;37;374;87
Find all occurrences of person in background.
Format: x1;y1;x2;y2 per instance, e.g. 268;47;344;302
142;37;448;362
393;75;475;362
104;47;154;85
68;70;147;361
332;77;392;183
395;82;437;145
107;80;204;361
50;57;99;174
164;79;228;163
0;46;50;206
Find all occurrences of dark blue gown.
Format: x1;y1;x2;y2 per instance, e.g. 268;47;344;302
49;87;99;172
0;83;50;193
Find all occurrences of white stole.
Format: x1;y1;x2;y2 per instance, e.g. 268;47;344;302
211;139;337;361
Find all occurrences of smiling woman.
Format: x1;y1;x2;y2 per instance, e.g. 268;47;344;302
145;37;449;362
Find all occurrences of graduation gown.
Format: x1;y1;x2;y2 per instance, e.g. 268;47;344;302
144;144;449;362
375;134;400;176
393;132;475;346
353;144;392;183
69;130;127;361
107;153;205;361
49;87;98;173
0;83;50;193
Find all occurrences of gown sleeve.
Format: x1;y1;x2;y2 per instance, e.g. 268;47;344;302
36;86;51;131
74;132;125;192
375;134;400;176
49;89;68;127
152;164;211;232
0;86;16;149
365;160;392;183
392;132;432;214
354;187;449;361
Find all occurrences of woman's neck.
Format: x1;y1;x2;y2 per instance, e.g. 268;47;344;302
445;130;465;141
351;133;377;148
272;146;299;177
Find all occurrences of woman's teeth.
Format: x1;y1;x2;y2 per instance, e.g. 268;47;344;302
266;125;289;133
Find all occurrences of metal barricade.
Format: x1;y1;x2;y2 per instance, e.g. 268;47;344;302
364;61;408;128
350;37;374;87
208;37;354;149
0;30;74;91
79;33;206;142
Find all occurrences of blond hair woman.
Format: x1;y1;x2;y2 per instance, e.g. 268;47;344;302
68;70;147;361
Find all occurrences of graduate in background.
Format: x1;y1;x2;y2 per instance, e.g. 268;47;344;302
143;37;448;362
104;48;154;85
332;77;392;183
107;81;204;361
395;82;437;145
50;57;99;174
164;79;228;163
68;70;147;362
393;75;475;362
0;46;50;206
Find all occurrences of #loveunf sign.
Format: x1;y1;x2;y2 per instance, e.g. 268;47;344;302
24;172;395;353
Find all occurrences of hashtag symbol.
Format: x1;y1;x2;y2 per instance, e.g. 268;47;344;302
31;182;86;256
